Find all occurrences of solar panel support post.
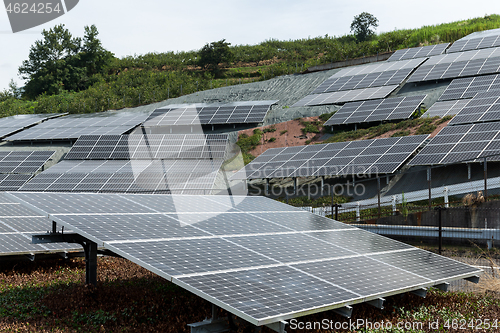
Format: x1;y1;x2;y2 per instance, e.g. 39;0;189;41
435;206;446;255
85;241;98;287
468;164;471;180
484;157;488;200
265;178;270;196
427;167;432;211
293;177;297;195
444;187;449;208
320;176;324;196
187;304;230;333
377;177;381;218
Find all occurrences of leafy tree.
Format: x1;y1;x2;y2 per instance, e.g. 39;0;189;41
198;39;233;77
18;24;113;99
350;12;379;42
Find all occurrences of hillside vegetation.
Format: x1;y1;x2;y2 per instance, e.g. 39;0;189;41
1;15;499;117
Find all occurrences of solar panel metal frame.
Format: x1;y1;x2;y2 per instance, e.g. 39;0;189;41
9;192;481;327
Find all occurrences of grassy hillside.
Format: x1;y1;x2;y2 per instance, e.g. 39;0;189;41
1;14;499;117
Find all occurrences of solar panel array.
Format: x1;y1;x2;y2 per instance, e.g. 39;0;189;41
311;58;425;94
446;91;500;125
0;193;79;256
439;74;500;101
422;100;470;118
292;85;398;107
448;32;500;53
387;43;449;62
6;112;148;141
233;135;428;180
0;151;54;174
409;122;500;165
0;113;63;138
459;28;500;40
0;174;33;191
21;134;228;194
324;95;425;126
9;192;481;326
19;160;223;194
143;101;278;127
65;134;228;160
408;47;500;83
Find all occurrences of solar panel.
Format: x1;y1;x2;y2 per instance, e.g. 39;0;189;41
439;74;500;101
387;43;449;62
19;160;223;194
0;113;64;138
0;151;54;174
232;135;429;180
311;59;425;94
422;100;470;118
65;134;228;160
409;121;500;165
408;47;500;83
0;193;80;256
5;111;148;141
143;101;278;127
459;28;500;40
292;85;398;107
323;95;426;126
9;192;481;326
448;29;500;53
446;91;500;125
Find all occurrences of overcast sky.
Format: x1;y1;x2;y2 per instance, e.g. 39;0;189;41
0;0;499;91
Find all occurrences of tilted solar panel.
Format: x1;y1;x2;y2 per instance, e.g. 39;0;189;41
439;74;500;101
9;192;481;327
387;43;449;62
408;47;500;83
292;85;398;107
143;101;278;126
65;134;229;160
233;135;429;180
409;121;500;165
323;95;426;126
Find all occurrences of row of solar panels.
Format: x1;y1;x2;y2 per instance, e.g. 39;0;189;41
0;101;278;142
0;191;481;327
294;29;500;109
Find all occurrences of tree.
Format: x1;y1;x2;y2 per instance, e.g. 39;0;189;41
350;12;379;42
198;39;233;77
18;24;113;99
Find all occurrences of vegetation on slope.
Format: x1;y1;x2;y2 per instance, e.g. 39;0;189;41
1;15;499;117
1;256;500;332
